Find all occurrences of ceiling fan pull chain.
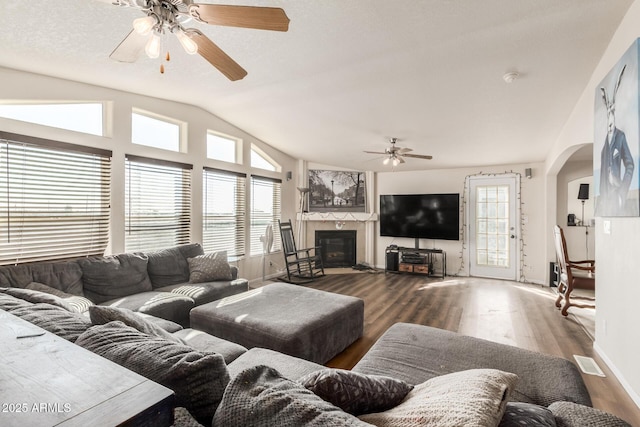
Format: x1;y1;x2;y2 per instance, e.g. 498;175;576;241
160;63;165;74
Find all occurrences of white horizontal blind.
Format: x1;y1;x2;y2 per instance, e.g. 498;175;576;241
0;133;111;265
250;176;282;255
125;155;191;252
202;168;246;259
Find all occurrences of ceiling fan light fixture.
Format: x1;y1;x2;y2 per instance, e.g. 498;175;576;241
174;27;198;55
383;157;391;165
392;157;400;167
133;14;157;35
145;30;162;58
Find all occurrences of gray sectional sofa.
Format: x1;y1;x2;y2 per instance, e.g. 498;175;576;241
0;246;631;427
0;243;248;327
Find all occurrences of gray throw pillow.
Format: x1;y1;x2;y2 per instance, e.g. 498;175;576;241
300;369;413;415
9;303;92;342
499;402;557;427
548;401;631;427
188;251;232;283
213;365;370;427
75;321;229;425
79;253;153;303
359;368;518;427
88;305;184;344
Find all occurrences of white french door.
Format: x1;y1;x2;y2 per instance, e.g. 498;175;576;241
468;175;520;280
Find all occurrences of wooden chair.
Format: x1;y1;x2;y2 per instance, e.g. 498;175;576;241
552;225;595;316
278;219;325;284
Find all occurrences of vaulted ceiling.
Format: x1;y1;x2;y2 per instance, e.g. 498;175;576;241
0;1;632;171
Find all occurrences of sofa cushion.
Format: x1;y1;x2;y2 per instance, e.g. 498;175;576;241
0;261;84;295
227;347;326;382
499;402;556;427
155;278;249;306
135;312;183;333
99;291;195;327
24;282;94;313
147;243;204;288
75;321;229;426
9;303;92;342
88;305;184;344
78;253;152;304
300;369;413;416
352;323;591;408
173;329;247;364
187;251;232;283
548;401;631;427
358;369;518;427
213;365;371;427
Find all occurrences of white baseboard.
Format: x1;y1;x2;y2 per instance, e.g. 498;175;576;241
248;271;284;287
593;340;640;409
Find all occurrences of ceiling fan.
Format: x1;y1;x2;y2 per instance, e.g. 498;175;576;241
364;138;433;166
101;0;290;80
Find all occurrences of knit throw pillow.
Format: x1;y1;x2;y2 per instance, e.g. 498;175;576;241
359;369;518;427
188;251;232;283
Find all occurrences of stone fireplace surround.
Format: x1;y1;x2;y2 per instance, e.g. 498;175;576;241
296;212;378;267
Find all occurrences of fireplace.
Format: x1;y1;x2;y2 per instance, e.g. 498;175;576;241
315;230;357;268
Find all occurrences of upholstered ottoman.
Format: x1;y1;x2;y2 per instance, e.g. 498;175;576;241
190;282;364;364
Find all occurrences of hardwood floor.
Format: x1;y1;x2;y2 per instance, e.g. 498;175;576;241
298;271;640;425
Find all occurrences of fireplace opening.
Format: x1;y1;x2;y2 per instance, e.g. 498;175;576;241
315;230;357;268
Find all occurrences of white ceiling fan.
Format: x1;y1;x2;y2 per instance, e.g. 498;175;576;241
364;138;433;167
100;0;290;80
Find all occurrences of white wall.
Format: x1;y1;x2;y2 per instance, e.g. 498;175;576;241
376;162;546;283
546;0;640;406
0;66;298;281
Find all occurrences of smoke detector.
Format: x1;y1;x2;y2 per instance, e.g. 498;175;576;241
503;72;520;83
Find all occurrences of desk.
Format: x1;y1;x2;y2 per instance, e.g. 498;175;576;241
0;310;175;427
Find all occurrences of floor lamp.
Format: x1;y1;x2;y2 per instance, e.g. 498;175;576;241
577;183;590;259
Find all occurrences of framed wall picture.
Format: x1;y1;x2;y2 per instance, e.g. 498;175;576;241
594;38;640;217
308;170;366;212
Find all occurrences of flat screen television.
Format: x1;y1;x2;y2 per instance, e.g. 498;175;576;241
380;193;460;240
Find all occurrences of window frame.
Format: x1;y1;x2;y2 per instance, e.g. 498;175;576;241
131;108;186;152
249;175;282;256
0;131;111;265
124;155;192;252
202;167;247;259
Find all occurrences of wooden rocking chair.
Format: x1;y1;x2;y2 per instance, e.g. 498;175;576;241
552;225;595;316
278;219;325;284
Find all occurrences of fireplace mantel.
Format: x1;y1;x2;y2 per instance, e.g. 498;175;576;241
297;212;378;222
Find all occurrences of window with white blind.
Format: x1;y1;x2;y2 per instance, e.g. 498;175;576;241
250;176;282;256
125;155;192;252
203;168;246;259
0;132;111;265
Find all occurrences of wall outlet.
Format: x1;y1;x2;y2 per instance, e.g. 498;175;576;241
603;220;611;235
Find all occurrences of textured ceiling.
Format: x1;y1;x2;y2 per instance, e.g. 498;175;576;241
0;0;632;171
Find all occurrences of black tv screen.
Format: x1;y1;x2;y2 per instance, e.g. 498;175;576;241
380;193;460;240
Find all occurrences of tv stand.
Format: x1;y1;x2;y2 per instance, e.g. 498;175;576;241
385;246;446;278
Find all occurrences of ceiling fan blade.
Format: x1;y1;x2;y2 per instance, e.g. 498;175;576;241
363;150;387;155
397;147;413;153
398;157;406;164
188;30;247;81
403;153;433;160
189;4;290;31
109;29;148;63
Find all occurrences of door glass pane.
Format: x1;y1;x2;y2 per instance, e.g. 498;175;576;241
475;185;510;268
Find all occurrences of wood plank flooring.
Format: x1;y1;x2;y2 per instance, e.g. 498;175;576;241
296;271;640;425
